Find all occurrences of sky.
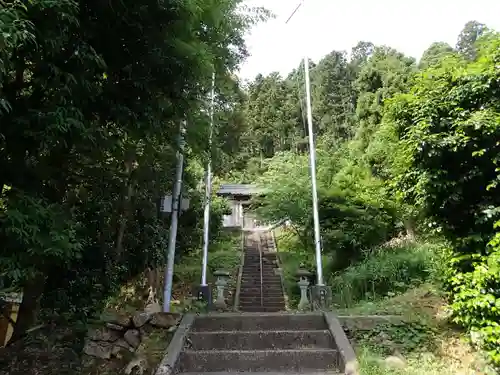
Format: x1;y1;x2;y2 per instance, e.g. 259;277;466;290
237;0;500;81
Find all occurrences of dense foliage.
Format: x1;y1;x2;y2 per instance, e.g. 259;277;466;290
1;2;498;368
228;21;499;367
0;0;268;340
385;33;500;365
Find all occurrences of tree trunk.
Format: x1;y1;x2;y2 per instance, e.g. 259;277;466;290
115;155;135;262
404;217;416;239
10;274;45;343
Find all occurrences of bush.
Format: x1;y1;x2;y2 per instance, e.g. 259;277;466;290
330;241;440;308
313;189;396;272
448;225;500;367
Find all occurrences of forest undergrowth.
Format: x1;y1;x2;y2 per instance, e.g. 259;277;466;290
276;231;494;374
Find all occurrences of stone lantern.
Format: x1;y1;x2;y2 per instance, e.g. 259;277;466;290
295;269;312;311
213;270;230;310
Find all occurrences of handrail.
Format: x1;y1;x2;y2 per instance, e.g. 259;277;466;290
233;229;245;311
258;233;264;308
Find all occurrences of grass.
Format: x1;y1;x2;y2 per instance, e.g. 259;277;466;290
105;229;242;313
344;285;492;375
172;230;242;309
329;240;444;309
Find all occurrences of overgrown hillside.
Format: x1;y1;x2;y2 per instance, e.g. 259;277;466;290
223;20;500;370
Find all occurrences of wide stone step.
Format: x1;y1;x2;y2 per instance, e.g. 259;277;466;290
241;274;281;279
188;330;335;350
191;314;327;332
239;303;285;310
240;279;282;284
239;289;283;295
241;274;279;277
239;293;284;299
241;282;282;286
177;349;339;372
180;372;341;375
239;300;285;307
242;271;281;280
241;279;281;283
239;292;284;297
239;296;284;302
239;306;285;312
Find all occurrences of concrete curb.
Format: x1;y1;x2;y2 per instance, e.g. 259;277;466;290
323;312;359;375
233;230;245;311
154;313;194;375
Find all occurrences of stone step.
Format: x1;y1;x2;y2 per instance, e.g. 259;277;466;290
241;273;281;277
177;349;340;372
238;306;286;312
239;294;283;299
239;289;283;294
238;303;285;310
191;314;327;332
240;285;282;289
239;306;285;312
241;278;281;283
240;283;282;288
188;330;335;350
243;264;277;268
241;270;278;274
239;300;285;307
240;283;283;296
239;295;284;301
240;279;282;283
179;372;341;375
240;291;284;299
241;280;282;285
241;276;279;279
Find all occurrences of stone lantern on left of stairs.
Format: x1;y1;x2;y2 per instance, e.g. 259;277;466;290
213;270;230;310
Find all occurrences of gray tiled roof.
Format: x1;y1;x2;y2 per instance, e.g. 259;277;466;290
217;184;267;196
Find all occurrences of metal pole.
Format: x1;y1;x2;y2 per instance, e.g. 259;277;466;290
163;122;186;312
304;57;324;286
286;0;324;286
201;72;215;286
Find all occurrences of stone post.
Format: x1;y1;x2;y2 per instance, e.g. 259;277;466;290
296;269;312;311
213;270;230;310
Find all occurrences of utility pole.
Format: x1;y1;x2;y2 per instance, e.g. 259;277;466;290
200;72;216;288
286;0;324;286
163;122;186;312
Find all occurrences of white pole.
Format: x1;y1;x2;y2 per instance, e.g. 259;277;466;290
303;57;324;286
286;0;324;286
201;72;216;286
163;122;186;312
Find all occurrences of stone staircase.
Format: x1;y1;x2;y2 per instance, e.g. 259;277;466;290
238;232;285;312
172;313;351;374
